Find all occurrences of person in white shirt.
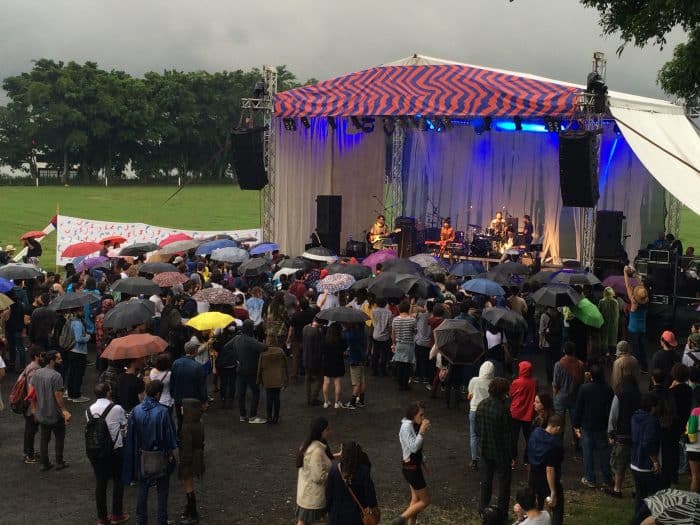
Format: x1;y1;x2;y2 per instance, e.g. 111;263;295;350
512;486;551;524
149;354;174;415
86;382;129;524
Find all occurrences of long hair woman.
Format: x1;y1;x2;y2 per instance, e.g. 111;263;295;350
322;323;346;409
325;441;378;525
295;417;334;525
392;401;431;525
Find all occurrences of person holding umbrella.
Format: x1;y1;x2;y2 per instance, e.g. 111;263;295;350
66;307;92;403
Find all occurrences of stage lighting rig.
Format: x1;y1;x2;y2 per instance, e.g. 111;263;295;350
300;117;311;129
326;116;337;130
351;117;362;130
514;116;523;131
361;117;375;133
383;118;395;136
483;117;492;131
543;117;561;132
283;118;297;131
586;71;608;114
253;81;265;98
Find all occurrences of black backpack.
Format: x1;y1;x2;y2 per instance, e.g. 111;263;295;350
85;403;115;461
545;309;563;343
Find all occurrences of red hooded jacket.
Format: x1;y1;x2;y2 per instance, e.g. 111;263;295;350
509;361;537;422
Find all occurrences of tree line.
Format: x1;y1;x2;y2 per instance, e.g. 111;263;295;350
0;59;315;183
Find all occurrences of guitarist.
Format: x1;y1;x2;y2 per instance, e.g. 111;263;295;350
368;215;389;251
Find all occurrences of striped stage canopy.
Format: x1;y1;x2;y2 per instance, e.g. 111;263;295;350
274;55;580;118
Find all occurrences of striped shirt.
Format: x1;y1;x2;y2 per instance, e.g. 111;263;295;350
392;315;417;344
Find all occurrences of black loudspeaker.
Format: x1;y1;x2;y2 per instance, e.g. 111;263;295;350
317;231;340;255
595;210;624;259
559;130;599;207
316;195;342;234
395;216;417;258
231;127;268;190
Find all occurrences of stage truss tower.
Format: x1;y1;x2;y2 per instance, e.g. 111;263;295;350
386;125;405;227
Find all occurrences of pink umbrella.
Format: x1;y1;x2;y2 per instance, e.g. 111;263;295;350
602;275;639;299
159;232;193;247
362;249;398;273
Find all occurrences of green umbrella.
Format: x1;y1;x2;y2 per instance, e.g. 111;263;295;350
571;298;604;328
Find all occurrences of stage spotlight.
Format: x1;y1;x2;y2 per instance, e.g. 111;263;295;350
283;118;297;131
253;81;265;98
383;118;395;136
300;117;311;129
586;72;608;113
613;123;621;135
351;117;362;130
544;117;561;132
483;117;492;131
361;117;375;133
326;116;337;130
444;118;453;130
514;116;523;131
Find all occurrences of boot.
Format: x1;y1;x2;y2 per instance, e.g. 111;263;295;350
180;492;199;524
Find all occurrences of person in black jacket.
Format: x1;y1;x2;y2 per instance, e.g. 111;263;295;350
325;441;378;525
226;319;266;423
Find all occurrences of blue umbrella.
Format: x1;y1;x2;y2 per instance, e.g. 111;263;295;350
249;242;279;256
0;277;13;293
461;278;505;297
449;261;485;277
195;239;238;256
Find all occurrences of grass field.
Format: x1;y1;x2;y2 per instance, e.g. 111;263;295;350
0;185;262;265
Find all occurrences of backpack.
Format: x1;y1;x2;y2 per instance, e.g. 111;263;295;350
544;309;563;343
9;370;29;414
59;319;76;351
85;403;115;461
687;351;700;369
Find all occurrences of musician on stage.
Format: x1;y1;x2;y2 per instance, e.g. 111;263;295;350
490;211;507;236
440;217;455;243
368;214;389;250
521;214;534;249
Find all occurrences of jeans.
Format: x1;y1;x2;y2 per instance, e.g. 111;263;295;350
629;331;647;372
24;414;39;457
414;344;431;380
219;366;237;402
511;419;532;464
631;470;660;522
581;430;612;485
372;339;391;375
479;458;512;519
136;474;170;525
236;373;260;418
660;428;680;488
469;411;479;461
91;448;124;520
40;418;65;467
265;388;281;421
7;330;26;370
66;351;87;398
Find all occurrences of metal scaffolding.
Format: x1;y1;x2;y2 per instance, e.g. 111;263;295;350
386;126;405;227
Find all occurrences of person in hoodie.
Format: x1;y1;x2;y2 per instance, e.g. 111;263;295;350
177;398;205;525
629;394;661;523
607;375;641;498
527;414;564;525
510;361;538;467
257;334;289;423
468;361;495;471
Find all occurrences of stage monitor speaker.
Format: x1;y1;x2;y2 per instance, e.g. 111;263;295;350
595;210;624;259
559;130;599;207
231;127;268;190
317;231;340;255
645;266;674;296
316;195;342;234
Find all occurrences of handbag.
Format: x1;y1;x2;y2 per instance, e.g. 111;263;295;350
338;465;380;525
140;449;169;479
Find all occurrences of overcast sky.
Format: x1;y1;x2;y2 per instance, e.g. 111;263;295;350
0;0;686;102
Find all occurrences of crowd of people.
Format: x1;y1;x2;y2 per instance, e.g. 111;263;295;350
1;244;699;525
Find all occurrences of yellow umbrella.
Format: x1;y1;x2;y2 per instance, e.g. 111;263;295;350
0;293;14;310
185;312;235;331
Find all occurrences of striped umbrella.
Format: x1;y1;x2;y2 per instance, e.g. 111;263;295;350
317;273;355;293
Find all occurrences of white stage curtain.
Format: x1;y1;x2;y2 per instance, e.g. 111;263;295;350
402;126;665;262
273;118;385;254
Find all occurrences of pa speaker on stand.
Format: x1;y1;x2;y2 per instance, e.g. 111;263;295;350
559;130;599;207
231;127;268;190
316;195;342;254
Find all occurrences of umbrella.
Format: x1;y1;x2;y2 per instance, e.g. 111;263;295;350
474;271;522;287
0;263;43;280
186;312;235;331
449;260;486;277
274;268;299;281
204;234;234;241
462;278;505;297
75;256;110;273
0;293;14;310
327;263;372;280
20;230;46;240
528;270;557;285
195;239;238;256
193;288;239;305
159;239;202;255
249;242;279;255
482;307;528;332
279;257;311;271
644;489;700;525
409;253;439;268
433;319;485;364
159;233;193;247
570;298;604;328
400;275;440;298
492;261;530;275
550;270;601;287
103;299;156;329
48;291;101;311
111;277;161;296
101;333;168;361
316;307;369;324
602;275;639;298
317;273;356;293
351;277;374;291
0;277;13;293
98;235;127;245
152;271;188;287
302;246;338;263
382;258;423;275
531;284;582;308
61;241;102;258
210;247;249;264
367;273;406;299
139;262;178;274
361;249;397;273
239;258;272;277
119;242;160;256
424;262;448;278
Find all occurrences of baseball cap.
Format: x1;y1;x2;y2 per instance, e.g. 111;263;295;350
661;330;678;347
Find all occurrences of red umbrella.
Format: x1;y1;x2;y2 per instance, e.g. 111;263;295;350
98;235;127;245
159;233;193;247
20;231;46;240
101;333;168;360
61;241;103;258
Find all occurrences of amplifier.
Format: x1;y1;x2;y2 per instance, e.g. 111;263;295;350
345;240;367;258
649;250;670;264
651;294;671;305
635;259;649;276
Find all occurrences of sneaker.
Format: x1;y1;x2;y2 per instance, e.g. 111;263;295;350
109;513;130;524
581;477;597;489
334;402;341;409
239;416;248;423
23;454;38;464
342;402;357;410
248;417;268;424
604;487;623;499
72;396;91;403
323;401;331;409
55;461;69;470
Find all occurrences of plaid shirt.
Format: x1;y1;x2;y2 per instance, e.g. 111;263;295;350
475;395;512;465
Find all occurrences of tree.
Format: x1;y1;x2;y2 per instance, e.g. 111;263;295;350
578;0;700;101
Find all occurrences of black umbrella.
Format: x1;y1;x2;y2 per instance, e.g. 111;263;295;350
528;270;557;285
327;263;372;280
48;291;101;311
482;307;528;332
449;261;485;277
433;319;485;365
279;257;311;271
351;277;374;291
111;277;161;296
239;257;271;277
395;274;439;298
492;261;530;275
138;262;178;275
367;273;405;299
531;284;582;308
316;307;369;324
550;270;601;287
381;258;423;275
103;299;156;329
474;271;523;288
119;242;160;256
0;263;42;280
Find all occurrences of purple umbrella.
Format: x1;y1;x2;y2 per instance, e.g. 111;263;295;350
602;275;639;299
362;249;398;273
76;256;110;273
0;277;13;293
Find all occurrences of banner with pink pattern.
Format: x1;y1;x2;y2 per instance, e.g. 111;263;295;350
56;214;261;265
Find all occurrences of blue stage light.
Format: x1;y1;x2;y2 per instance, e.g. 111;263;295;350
493;120;548;133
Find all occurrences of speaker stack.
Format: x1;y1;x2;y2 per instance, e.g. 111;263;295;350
559;130;599;208
316;195;342;255
230;127;268;190
593;210;626;279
